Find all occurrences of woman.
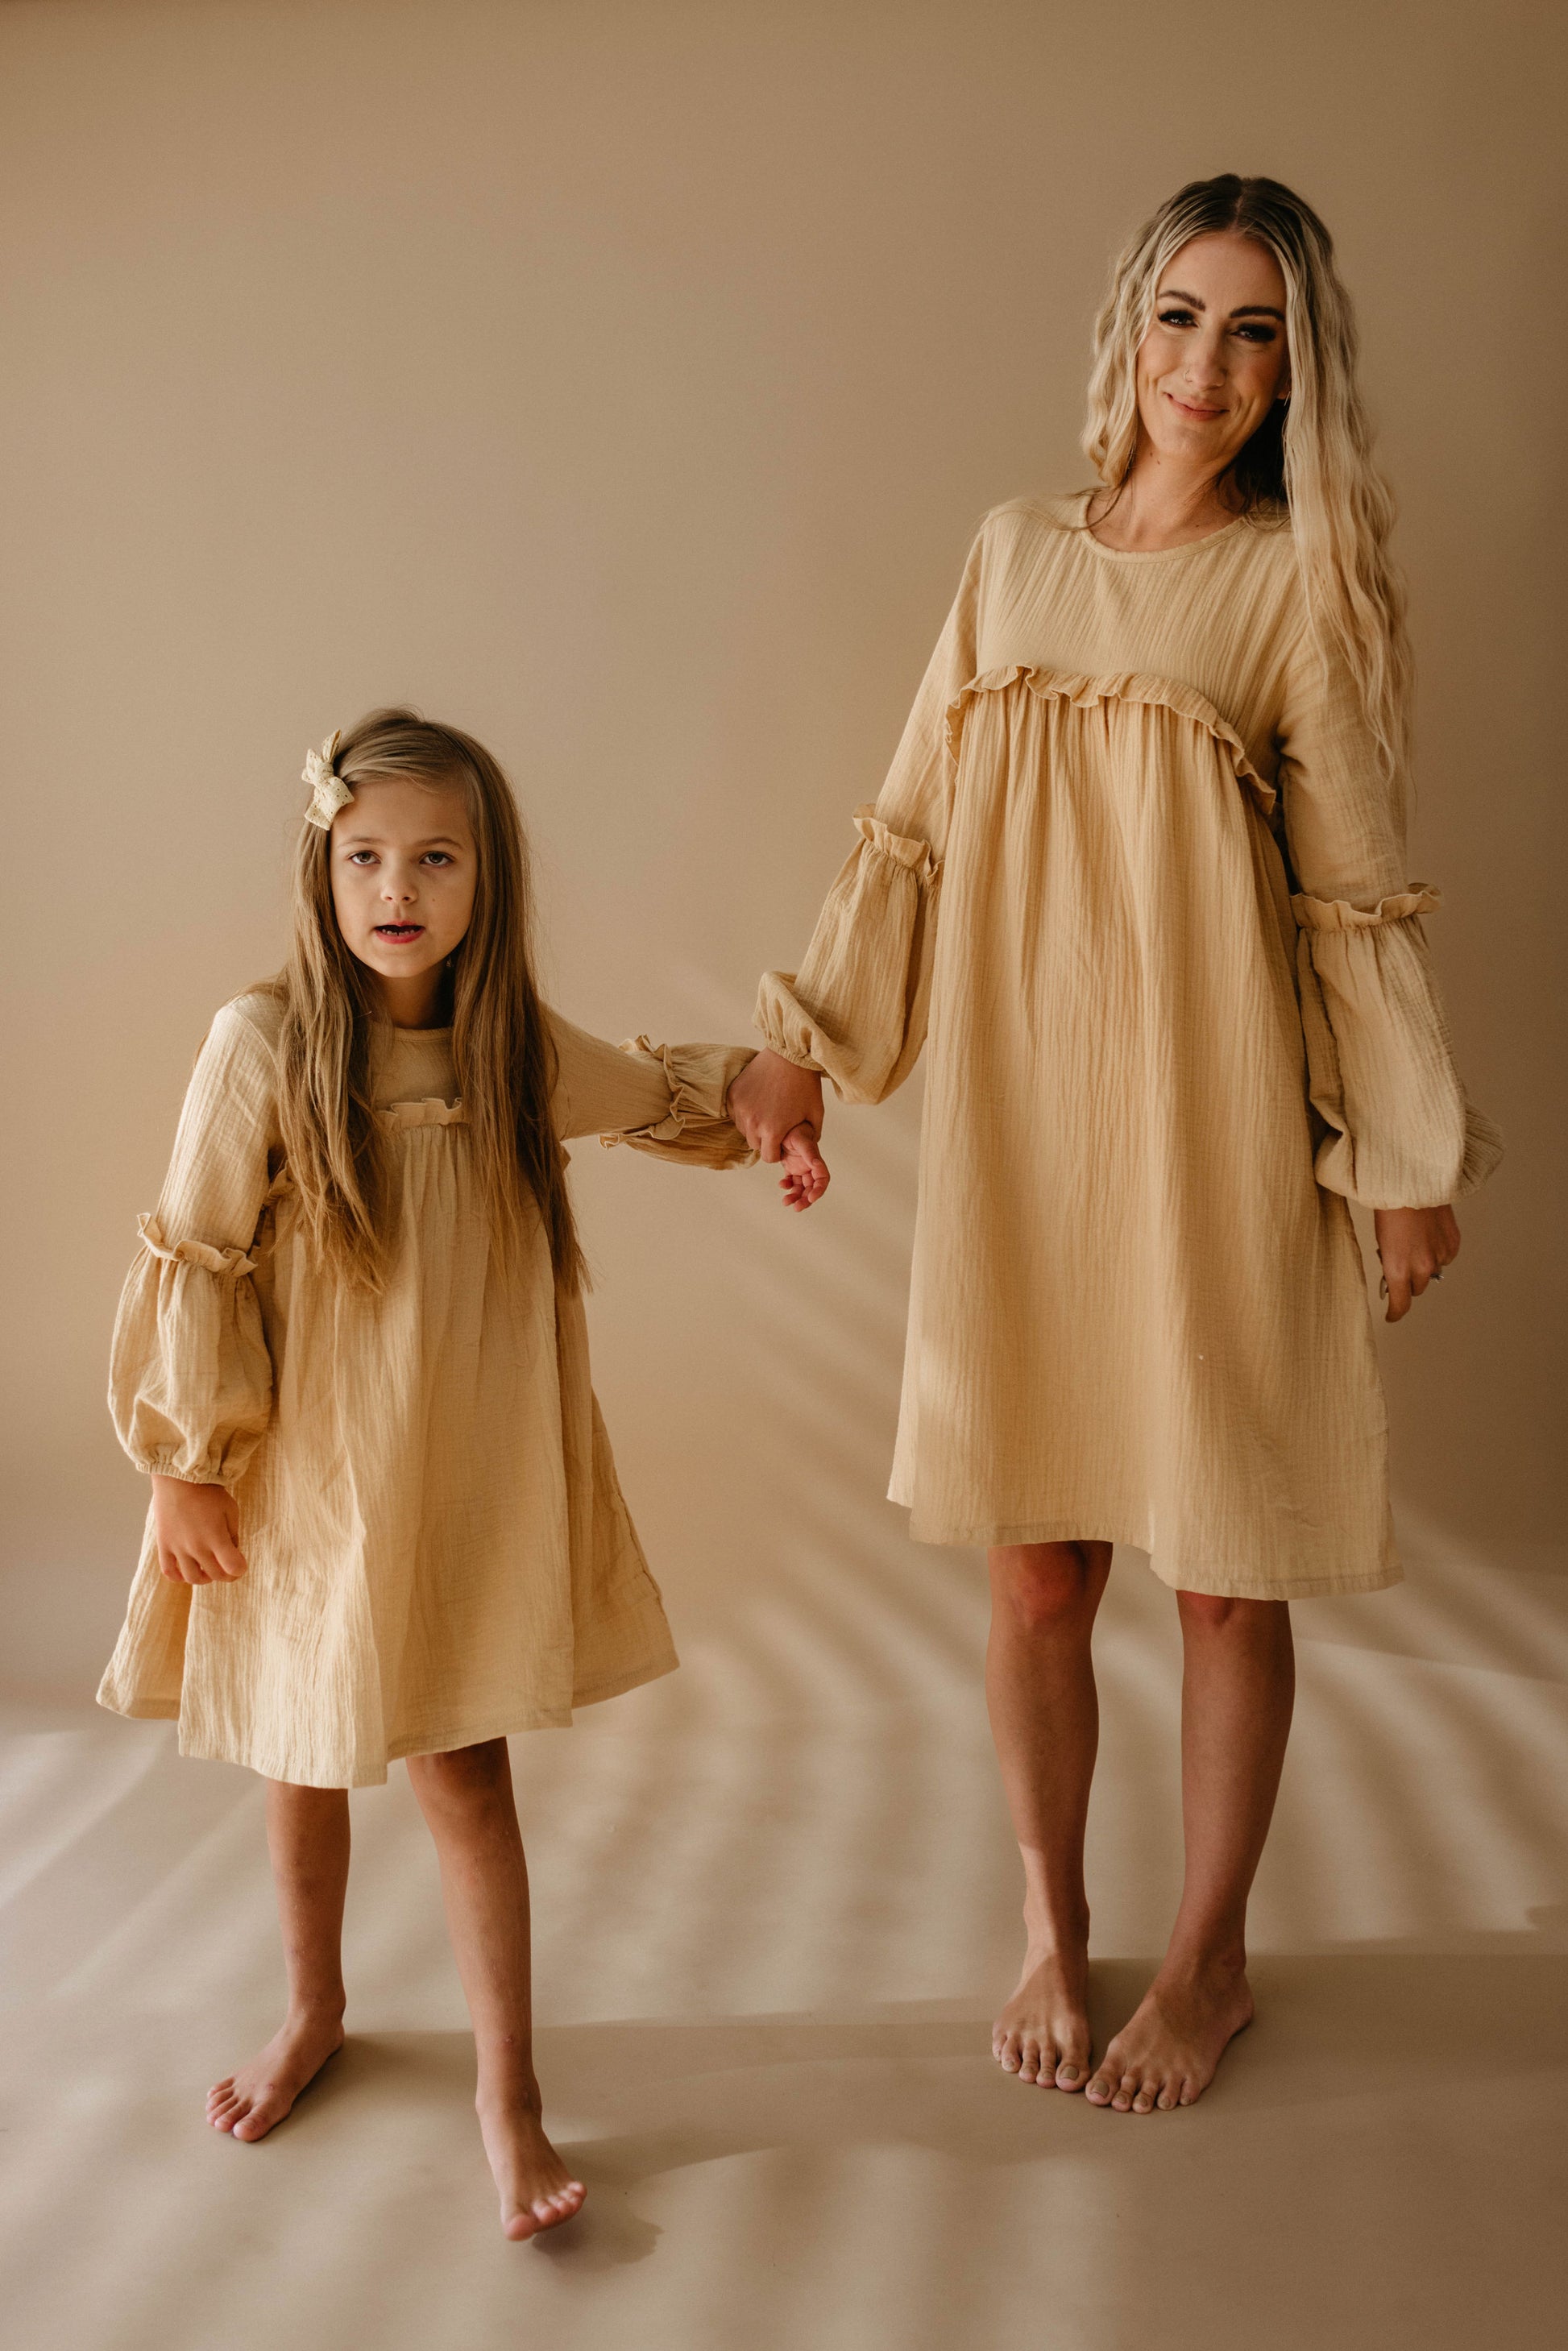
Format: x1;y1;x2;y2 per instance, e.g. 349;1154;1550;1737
729;176;1501;2114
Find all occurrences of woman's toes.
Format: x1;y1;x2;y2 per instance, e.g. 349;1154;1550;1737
1016;2039;1041;2082
1055;2059;1086;2092
997;2034;1021;2072
1085;2071;1113;2104
1132;2078;1160;2113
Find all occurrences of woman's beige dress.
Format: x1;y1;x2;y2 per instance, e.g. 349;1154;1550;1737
98;998;754;1786
757;493;1502;1596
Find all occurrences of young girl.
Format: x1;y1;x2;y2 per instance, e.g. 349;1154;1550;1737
98;708;828;2239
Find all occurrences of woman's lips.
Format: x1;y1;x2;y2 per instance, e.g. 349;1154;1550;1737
373;923;425;942
1166;392;1226;419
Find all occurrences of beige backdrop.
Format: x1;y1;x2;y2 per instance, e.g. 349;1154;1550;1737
2;6;1565;2347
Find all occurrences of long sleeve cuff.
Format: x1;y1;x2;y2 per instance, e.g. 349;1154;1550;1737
599;1040;759;1169
1292;886;1504;1208
109;1215;274;1486
754;807;940;1105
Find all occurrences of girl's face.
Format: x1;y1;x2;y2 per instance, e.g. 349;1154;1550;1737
329;774;477;1020
1133;232;1292;479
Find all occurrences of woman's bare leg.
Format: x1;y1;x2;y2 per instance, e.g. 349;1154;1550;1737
987;1540;1113;2090
405;1739;585;2241
207;1782;349;2139
1087;1592;1294;2113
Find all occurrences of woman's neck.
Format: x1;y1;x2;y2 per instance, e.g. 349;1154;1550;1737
1088;450;1238;552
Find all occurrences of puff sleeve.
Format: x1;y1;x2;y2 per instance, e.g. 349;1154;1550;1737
108;1002;278;1486
1276;627;1504;1208
753;527;982;1105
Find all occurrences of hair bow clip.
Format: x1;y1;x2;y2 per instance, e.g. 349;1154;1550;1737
302;730;353;829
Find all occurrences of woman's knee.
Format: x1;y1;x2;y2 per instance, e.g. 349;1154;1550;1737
406;1737;511;1807
1176;1590;1288;1637
990;1542;1108;1634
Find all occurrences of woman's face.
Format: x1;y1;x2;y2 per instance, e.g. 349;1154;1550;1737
1133;232;1291;478
329;773;477;1006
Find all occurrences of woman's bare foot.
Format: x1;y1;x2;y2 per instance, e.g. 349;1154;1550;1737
206;2007;345;2141
1085;1957;1254;2113
993;1943;1093;2090
477;2096;587;2241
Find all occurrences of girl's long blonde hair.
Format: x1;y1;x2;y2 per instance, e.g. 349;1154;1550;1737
1084;173;1413;796
264;708;584;1294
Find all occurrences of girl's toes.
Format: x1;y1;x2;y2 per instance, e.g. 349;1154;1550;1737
1156;2084;1180;2110
1132;2078;1159;2114
997;2034;1020;2072
1055;2059;1086;2092
1017;2039;1043;2083
1085;2071;1113;2104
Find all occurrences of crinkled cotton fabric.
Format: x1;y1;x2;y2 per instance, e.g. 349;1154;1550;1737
757;494;1502;1593
98;997;755;1785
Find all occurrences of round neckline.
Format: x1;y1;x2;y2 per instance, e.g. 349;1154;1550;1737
373;1020;453;1038
1076;487;1250;561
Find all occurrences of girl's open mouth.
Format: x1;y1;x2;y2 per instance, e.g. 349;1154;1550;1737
374;923;425;943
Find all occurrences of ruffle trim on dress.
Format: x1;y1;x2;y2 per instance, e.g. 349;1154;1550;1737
381;1096;467;1130
135;1213;257;1278
1292;885;1441;931
945;666;1277;817
851;805;941;885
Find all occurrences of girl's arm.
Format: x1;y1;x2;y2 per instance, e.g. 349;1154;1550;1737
732;525;984;1157
110;1000;279;1576
545;1010;830;1200
1276;625;1502;1316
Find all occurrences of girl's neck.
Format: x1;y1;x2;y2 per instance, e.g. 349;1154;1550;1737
373;970;452;1030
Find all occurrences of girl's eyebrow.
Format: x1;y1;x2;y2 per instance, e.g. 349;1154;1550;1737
339;833;467;849
1157;286;1285;321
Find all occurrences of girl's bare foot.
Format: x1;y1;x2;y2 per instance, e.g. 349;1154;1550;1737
1085;1957;1254;2113
206;2007;345;2141
477;2096;587;2241
993;1943;1093;2090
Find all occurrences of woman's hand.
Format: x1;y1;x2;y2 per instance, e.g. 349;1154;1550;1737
729;1047;825;1165
151;1474;248;1583
1373;1205;1460;1322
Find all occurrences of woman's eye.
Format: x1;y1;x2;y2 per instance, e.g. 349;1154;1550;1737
1235;324;1277;344
1158;308;1196;328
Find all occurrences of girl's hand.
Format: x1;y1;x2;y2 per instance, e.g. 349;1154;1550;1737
1373;1205;1460;1322
729;1048;825;1167
778;1122;831;1211
151;1474;249;1583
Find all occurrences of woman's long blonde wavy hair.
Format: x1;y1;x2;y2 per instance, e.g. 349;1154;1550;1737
263;709;584;1294
1084;173;1413;797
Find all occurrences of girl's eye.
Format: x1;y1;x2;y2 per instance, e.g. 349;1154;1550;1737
347;851;378;867
423;852;454;868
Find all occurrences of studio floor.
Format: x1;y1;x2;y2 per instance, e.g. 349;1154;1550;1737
4;1519;1566;2351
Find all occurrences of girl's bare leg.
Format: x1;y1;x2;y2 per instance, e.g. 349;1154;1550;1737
207;1782;349;2139
1086;1592;1295;2113
405;1739;585;2241
987;1540;1113;2091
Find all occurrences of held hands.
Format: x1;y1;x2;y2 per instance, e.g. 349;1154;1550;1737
1373;1205;1460;1322
151;1474;249;1583
731;1048;831;1212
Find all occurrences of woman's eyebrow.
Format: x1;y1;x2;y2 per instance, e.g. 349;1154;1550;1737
1155;288;1285;321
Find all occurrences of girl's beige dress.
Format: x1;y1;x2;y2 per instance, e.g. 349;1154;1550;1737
98;1001;753;1786
757;493;1502;1597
